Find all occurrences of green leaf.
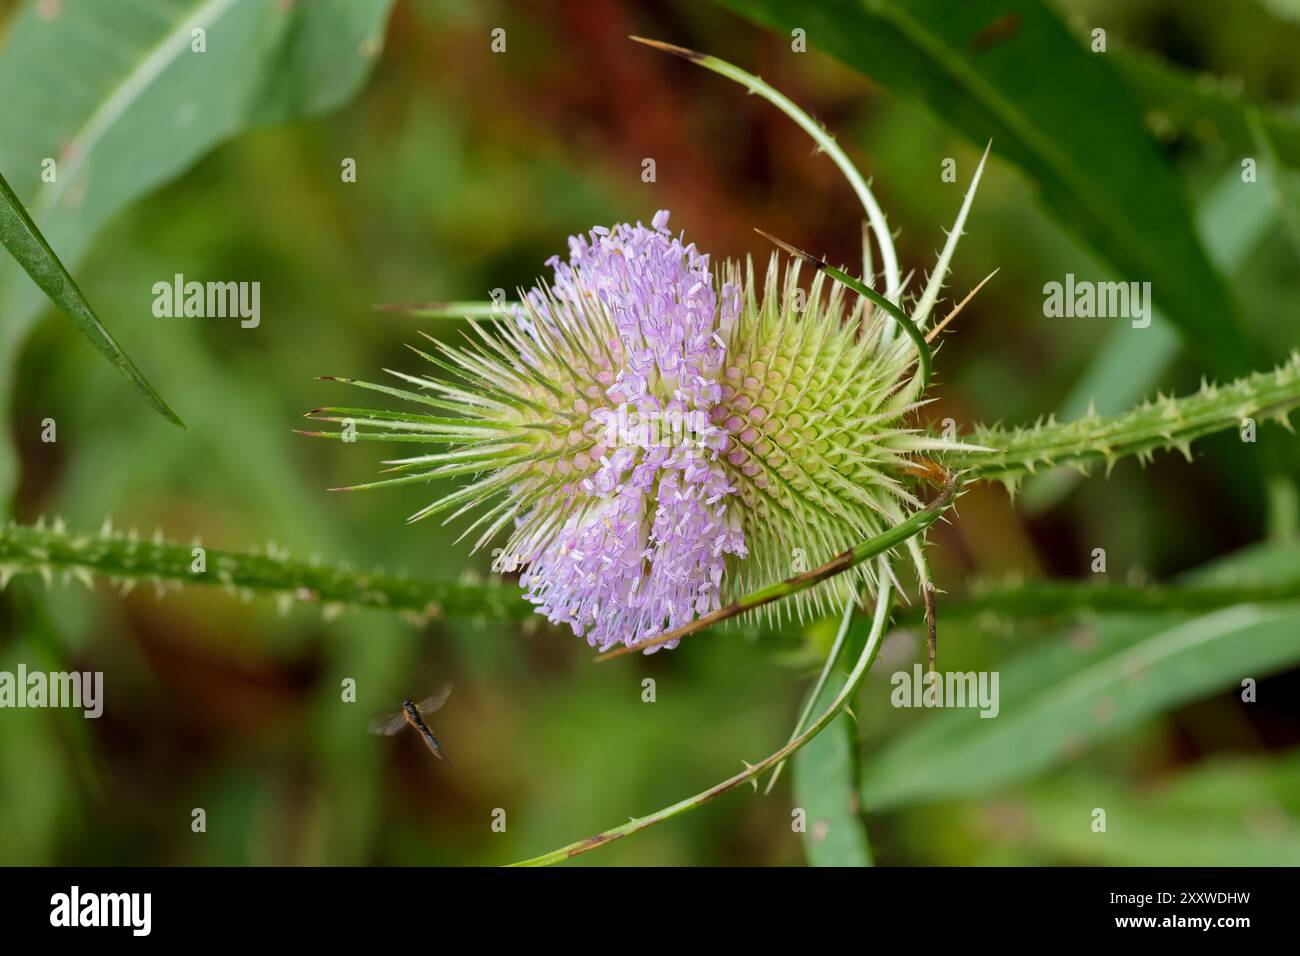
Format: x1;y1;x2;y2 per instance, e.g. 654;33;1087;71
714;0;1251;376
1249;107;1300;258
998;753;1300;865
1055;164;1276;415
1026;53;1300;472
0;0;395;494
0;167;182;425
1021;164;1285;511
866;605;1300;810
793;679;873;866
1116;48;1300;167
860;541;1300;810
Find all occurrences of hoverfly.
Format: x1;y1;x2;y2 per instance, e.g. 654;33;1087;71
367;685;453;766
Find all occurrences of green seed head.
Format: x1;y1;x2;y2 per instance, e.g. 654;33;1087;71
716;255;962;619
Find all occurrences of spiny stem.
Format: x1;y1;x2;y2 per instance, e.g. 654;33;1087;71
509;570;894;867
17;515;1300;632
597;476;959;660
950;353;1300;491
755;228;933;389
0;519;527;624
909;572;1300;621
629;35;902;306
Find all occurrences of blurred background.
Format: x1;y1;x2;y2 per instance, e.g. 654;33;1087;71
1;0;1299;866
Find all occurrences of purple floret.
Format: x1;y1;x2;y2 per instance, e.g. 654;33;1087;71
511;211;747;651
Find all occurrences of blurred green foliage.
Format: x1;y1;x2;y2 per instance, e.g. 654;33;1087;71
1;0;1299;866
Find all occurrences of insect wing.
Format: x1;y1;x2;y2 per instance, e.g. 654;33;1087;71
366;707;408;737
414;684;453;716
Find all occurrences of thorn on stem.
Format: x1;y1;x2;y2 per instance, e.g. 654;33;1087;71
926;269;999;344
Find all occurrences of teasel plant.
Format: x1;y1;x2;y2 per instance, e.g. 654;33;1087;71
298;38;1300;864
4;38;1300;866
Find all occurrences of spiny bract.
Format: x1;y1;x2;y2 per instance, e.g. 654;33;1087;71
317;211;962;650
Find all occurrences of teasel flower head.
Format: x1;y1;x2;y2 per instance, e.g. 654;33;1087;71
308;43;992;652
309;203;984;651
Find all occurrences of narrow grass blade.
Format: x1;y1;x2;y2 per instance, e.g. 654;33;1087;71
0;169;182;427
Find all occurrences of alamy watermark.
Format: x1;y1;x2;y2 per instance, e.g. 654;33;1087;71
152;273;260;328
50;886;150;936
0;665;102;718
597;404;713;453
1043;273;1151;329
890;664;999;718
